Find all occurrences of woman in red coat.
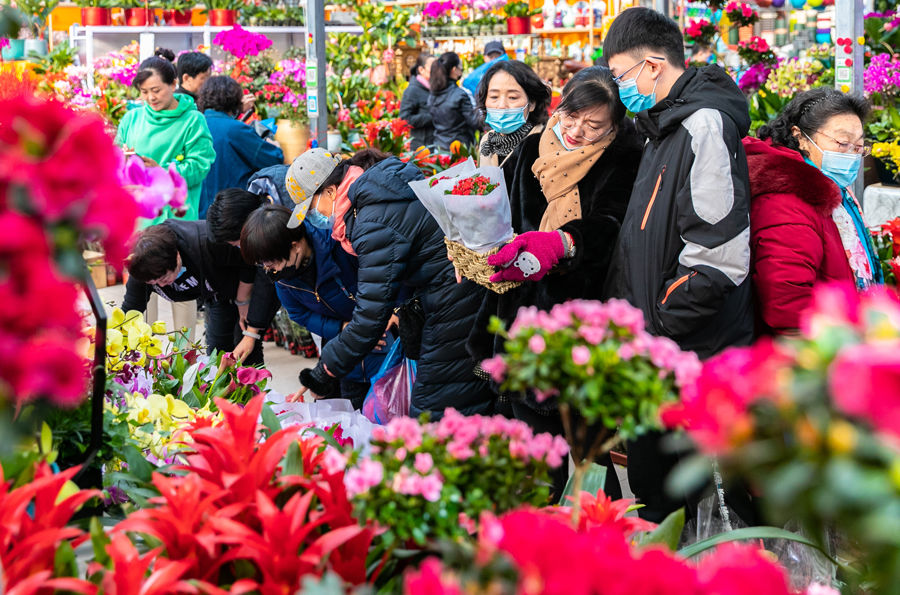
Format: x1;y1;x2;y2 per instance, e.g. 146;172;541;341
745;88;879;335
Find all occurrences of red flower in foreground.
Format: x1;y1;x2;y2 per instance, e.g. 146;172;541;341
661;339;790;455
548;489;657;538
829;342;900;441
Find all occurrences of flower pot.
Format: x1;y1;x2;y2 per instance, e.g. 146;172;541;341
274;119;310;164
1;39;25;60
81;7;111;26
24;39;48;57
507;16;531;35
208;9;237;27
727;27;739;45
493;24;506;35
327;131;342;153
124;7;151;26
163;9;193;26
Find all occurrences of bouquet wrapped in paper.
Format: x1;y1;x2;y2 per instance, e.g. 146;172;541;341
409;158;519;293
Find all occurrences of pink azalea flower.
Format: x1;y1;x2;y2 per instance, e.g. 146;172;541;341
414;452;434;474
572;345;591;366
829;343;900;442
528;334;546;354
480;354;507;383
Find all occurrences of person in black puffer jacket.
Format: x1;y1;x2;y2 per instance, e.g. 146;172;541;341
427;52;484;150
289;148;493;418
400;53;436;151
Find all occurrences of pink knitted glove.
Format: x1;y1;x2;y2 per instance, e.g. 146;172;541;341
487;231;567;283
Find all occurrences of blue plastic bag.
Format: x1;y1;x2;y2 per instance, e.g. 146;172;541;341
362;339;416;424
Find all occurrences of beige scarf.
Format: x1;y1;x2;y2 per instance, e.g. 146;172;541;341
532;113;614;231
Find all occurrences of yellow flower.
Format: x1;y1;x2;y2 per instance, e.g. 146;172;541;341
107;328;125;356
827;420;857;455
151;321;167;335
449;140;462;154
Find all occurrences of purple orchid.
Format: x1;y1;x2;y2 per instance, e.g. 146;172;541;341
120;154;188;219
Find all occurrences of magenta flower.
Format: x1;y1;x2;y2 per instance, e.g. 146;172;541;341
120;154;188;219
528;334;546;354
480;354;507;383
236;366;272;385
212;25;273;60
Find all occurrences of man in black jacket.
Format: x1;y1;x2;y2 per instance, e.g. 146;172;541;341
122;218;264;365
602;8;753;522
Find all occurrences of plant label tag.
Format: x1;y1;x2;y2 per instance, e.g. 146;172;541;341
307;95;318;116
306;63;317;88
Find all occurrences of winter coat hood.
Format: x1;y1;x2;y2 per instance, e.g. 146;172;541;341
348;158;424;209
743;136;842;216
637;66;751;141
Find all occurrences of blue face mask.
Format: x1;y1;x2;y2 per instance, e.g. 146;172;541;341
616;61;658;114
552;122;576;151
305;195;335;229
485;106;528;134
803;132;862;189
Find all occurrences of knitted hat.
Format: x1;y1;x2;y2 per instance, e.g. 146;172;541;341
284;148;342;228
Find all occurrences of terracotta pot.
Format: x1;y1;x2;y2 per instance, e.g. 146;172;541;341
208;9;237;27
506;16;531;35
274;119;311;164
162;9;193;25
124;7;151;26
81;7;111;26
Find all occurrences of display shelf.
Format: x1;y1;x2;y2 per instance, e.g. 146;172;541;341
68;23;363;81
423;33;540;41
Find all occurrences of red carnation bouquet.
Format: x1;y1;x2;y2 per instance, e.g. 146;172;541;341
446;175;500;196
409;159;516;292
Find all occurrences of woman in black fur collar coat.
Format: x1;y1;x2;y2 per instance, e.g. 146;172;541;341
468;67;642;500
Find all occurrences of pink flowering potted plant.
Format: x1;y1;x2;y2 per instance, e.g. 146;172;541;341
343;409;568;551
662;284;900;592
483;299;701;515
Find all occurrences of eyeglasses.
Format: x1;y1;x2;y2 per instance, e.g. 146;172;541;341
559;112;612;142
612;56;666;84
815;130;871;156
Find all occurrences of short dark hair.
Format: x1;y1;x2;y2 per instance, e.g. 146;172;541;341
557;66;626;129
127;224;179;282
133;48;176;89
318;148;390;195
240;204;308;265
197;75;243;114
410;52;432;79
430;52;461;95
477;60;551;127
177;51;213;84
757;88;870;158
206;188;267;244
602;7;685;68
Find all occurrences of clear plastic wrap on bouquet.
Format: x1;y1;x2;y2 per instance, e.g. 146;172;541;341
408;158;515;253
409;159;519;293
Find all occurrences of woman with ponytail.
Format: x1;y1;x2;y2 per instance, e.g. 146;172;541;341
399;52;436;151
745;88;879;335
427;52;484;149
115;47;216;223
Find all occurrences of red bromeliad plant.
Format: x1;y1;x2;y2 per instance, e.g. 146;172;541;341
350;118;413;155
102;396;373;592
0;463;99;594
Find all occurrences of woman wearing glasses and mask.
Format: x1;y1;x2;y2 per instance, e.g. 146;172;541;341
744;88;880;335
468;66;642;500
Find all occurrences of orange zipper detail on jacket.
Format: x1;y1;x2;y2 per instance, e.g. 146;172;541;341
661;271;696;305
640;165;666;231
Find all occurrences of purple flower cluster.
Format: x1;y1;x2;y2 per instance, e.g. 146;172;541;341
213;25;273;60
738;62;773;93
864;52;900;97
269;58;306;86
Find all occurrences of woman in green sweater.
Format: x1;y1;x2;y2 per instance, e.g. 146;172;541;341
115;49;216;223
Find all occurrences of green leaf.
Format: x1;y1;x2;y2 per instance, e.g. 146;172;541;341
122;445;154;484
90;516;111;568
302;426;342;451
559;463;607;503
53;540;77;577
678;526;838;565
40;422;52;454
260;403;282;435
637;508;685;551
283;441;302;477
665;454;711;499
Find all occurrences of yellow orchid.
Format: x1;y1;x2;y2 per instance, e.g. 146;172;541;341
107;328;125;356
151;321;167;335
